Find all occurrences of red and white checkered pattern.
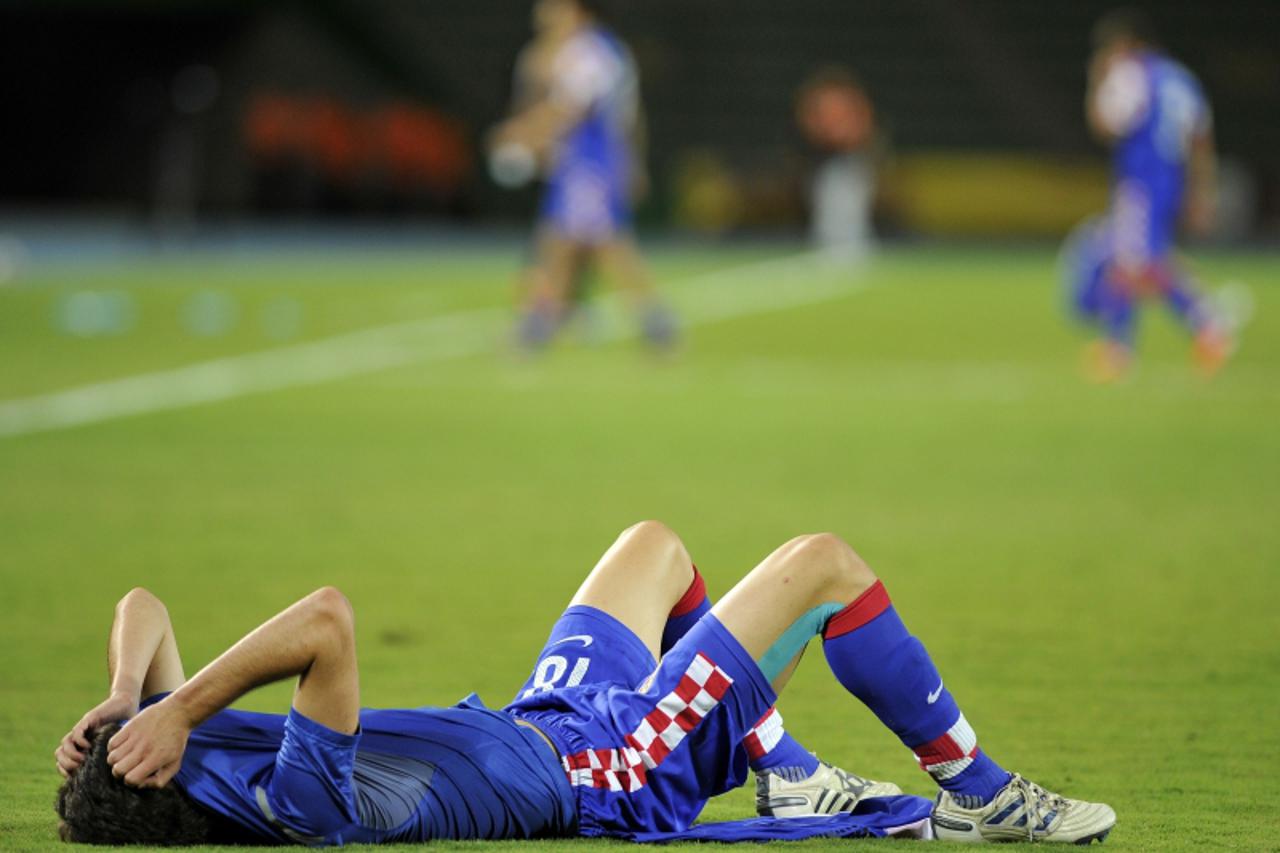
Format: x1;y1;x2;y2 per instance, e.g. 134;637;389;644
562;652;733;792
912;714;978;780
742;707;785;761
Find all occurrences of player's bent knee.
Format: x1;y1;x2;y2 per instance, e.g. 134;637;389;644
619;518;677;544
118;586;162;611
617;519;690;562
789;532;877;597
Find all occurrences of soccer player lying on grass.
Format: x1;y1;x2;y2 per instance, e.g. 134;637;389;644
55;522;1116;844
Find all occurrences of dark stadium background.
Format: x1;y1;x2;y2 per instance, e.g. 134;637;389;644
3;0;1278;239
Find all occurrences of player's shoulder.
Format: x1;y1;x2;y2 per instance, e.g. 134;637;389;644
558;25;624;68
1152;53;1207;96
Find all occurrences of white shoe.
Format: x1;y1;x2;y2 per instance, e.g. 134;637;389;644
931;773;1116;843
756;761;903;817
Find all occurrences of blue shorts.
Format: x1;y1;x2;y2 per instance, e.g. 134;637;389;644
540;162;631;244
505;605;777;837
1110;179;1179;270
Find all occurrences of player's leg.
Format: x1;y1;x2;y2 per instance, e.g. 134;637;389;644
1151;253;1235;375
594;237;677;350
709;533;1114;843
568;520;698;661
662;568;823;777
661;563;901;815
517;228;577;350
527;523;843;792
1060;216;1109;329
1087;186;1154;381
1087;266;1137;382
714;535;1005;786
510;521;696;703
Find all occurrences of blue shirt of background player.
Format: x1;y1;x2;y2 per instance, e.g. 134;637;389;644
540;25;638;238
138;693;575;844
1101;49;1210;237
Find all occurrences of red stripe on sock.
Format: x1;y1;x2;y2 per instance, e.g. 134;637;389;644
669;566;707;617
822;579;891;638
912;731;969;765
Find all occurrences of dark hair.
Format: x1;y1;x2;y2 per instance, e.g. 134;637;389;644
572;0;612;24
55;724;216;845
1092;8;1161;49
798;65;869;99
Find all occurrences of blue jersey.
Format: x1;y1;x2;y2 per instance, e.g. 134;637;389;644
1113;52;1209;212
140;693;575;844
541;26;638;241
1094;50;1210;261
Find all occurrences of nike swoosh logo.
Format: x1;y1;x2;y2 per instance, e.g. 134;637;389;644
548;634;593;648
927;680;944;704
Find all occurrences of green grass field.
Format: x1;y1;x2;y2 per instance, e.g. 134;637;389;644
2;242;1278;850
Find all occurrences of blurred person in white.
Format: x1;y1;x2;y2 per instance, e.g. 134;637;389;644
491;0;676;352
1065;8;1236;382
496;6;599;342
796;67;879;263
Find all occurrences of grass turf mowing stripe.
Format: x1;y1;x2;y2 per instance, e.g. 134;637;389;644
0;252;868;438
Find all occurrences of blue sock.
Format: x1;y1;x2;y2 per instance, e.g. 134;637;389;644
1156;262;1208;333
822;581;1010;806
743;707;820;777
664;569;819;778
641;301;678;350
517;300;559;350
1101;273;1137;349
661;567;711;656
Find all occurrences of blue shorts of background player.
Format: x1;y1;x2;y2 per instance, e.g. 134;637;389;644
540;160;631;245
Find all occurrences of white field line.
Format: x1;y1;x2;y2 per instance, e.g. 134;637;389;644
0;251;866;439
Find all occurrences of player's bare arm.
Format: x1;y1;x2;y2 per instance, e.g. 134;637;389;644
1084;50;1114;142
1185;129;1218;236
55;587;185;778
493;97;585;160
105;587;359;789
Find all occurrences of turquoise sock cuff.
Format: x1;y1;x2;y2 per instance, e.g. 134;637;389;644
756;602;845;683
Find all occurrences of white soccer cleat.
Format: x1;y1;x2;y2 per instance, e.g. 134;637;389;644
755;761;903;818
931;773;1116;844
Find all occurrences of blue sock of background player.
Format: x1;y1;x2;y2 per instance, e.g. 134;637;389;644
821;581;1012;807
517;299;560;350
1102;276;1138;352
663;568;820;778
1157;261;1209;332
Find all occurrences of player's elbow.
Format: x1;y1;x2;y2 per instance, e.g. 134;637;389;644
306;586;355;646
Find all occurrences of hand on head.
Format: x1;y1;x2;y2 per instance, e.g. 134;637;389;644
55;691;138;778
104;700;192;789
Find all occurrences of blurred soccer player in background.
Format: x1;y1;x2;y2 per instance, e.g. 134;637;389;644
490;0;676;353
496;9;599;341
1068;8;1234;381
795;67;879;263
